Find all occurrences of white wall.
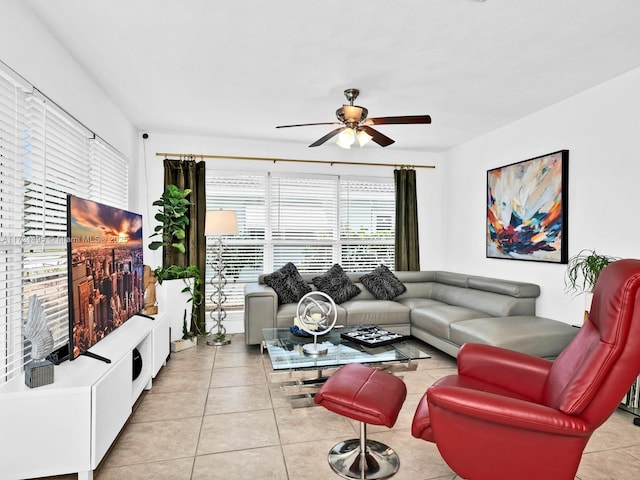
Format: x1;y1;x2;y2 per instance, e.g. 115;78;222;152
443;67;640;325
135;133;445;271
0;1;137;167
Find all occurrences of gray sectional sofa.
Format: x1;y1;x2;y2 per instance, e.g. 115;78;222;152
244;270;577;359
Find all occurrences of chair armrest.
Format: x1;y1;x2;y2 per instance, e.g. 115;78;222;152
457;343;552;401
428;385;589;437
243;283;278;345
244;282;277;297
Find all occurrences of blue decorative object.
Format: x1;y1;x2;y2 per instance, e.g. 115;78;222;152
289;325;312;337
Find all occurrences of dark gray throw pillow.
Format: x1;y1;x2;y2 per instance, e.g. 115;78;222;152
263;262;311;304
312;264;361;304
360;265;407;300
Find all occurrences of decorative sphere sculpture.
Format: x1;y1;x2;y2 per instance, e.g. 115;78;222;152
295;291;337;355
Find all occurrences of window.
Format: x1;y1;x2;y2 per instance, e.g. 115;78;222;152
204;173;266;312
271;174;338;273
205;168;395;314
0;64;129;384
339;177;395;271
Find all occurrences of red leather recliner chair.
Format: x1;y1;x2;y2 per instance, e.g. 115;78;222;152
412;259;640;480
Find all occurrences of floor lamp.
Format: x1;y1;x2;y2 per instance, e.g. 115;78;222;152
204;210;238;346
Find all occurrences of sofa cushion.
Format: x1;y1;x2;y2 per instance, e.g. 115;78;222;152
341;299;411;326
313;264;361;304
431;283;536;317
396;297;442;309
360;265;407;300
450;316;578;359
276;302;348;328
467;276;540;298
434;271;469;288
411;303;487;340
263;262;311;305
349;284;377;301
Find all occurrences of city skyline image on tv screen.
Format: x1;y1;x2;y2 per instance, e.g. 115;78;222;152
67;195;144;360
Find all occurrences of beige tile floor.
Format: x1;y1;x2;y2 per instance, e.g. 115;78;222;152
37;335;640;480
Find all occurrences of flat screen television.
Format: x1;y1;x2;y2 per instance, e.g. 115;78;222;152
66;195;144;361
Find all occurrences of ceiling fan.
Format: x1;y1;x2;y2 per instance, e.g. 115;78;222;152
276;88;432;149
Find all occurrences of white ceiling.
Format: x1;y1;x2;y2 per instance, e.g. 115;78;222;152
24;0;640;152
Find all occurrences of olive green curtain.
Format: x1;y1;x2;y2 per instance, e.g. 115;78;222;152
394;168;420;271
163;159;207;331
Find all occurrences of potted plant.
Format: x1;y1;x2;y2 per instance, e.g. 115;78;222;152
154;263;205;337
149;184;205;339
565;249;619;321
170;313;199;352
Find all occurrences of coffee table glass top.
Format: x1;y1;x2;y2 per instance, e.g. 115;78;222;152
262;327;430;371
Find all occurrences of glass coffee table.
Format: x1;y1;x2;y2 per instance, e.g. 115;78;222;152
262;327;430;406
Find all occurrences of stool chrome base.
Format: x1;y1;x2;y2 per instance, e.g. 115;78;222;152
327;423;399;479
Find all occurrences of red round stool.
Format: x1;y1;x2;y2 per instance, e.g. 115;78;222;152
314;363;407;479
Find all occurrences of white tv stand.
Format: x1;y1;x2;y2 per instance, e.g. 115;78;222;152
0;312;169;480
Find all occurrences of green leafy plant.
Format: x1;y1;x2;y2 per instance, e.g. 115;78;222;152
565;249;619;295
149;185;205;336
181;312;195;340
149;184;192;254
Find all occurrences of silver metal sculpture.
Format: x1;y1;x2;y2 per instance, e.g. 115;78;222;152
25;294;54;360
207;234;231;346
24;295;55;388
295;291;337;356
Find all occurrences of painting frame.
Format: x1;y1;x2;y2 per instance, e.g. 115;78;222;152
486;150;569;264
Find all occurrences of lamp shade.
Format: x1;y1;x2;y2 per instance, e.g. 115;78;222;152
336;127;355;149
356;128;372;147
205;210;238;236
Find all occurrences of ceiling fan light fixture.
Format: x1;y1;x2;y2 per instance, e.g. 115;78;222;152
356;128;372;147
342;105;363;122
276;88;431;148
336;127;355;149
336;138;351;149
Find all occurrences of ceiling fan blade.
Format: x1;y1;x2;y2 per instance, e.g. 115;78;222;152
309;127;346;147
364;115;432;125
361;126;395;147
276;122;340;128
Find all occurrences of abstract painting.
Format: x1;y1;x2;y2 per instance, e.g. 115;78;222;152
486;150;568;263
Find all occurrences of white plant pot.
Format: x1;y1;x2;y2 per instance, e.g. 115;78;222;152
584;291;594;313
170;337;197;352
583;291;594;323
156;277;194;341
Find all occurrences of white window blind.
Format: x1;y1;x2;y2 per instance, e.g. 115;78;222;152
271;174;338;273
89;138;129;208
0;63;129;384
205;172;267;310
23;100;90;357
0;69;28;385
205;167;395;315
339;177;395;271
